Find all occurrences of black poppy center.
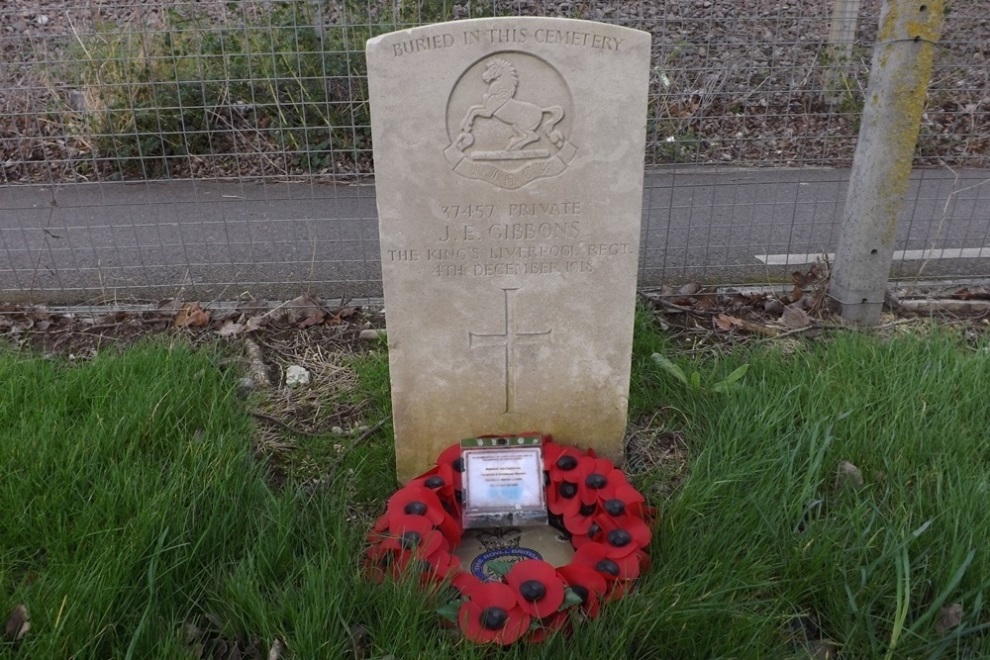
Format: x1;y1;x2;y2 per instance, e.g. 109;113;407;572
586;473;607;489
452;457;464;473
403;501;427;516
424;476;445;489
560;482;578;499
603;499;626;516
571;585;589;604
481;606;508;630
608;529;632;548
520;580;547;602
400;531;422;549
595;559;620;577
579;503;596;516
588;523;602;538
556;455;578;471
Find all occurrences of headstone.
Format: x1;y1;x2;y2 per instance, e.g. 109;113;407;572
367;17;651;482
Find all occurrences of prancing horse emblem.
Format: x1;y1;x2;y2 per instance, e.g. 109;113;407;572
444;54;576;190
456;58;565;152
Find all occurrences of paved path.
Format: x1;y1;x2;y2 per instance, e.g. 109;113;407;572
2;167;988;303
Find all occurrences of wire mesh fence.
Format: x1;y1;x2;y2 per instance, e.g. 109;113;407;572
1;0;988;304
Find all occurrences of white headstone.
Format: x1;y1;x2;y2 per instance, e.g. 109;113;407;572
367;17;651;481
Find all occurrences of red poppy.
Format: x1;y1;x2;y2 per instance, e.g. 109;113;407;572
452;571;482;597
419;549;461;583
385;485;460;545
542;439;563;466
546;444;592;485
557;563;607;619
366;513;390;543
378;514;448;558
598;479;647;517
573;542;642;582
505;560;566;618
594;514;652;557
435;442;465;490
362;543;397;582
457;581;531;645
602;551;651;602
365;544;442;583
525;609;571;643
386;485;444;524
549;482;584;519
409;463;460;516
568;519;607;550
562;500;600;535
575;457;624;505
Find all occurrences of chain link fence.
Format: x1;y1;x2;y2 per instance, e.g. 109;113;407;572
1;1;988;303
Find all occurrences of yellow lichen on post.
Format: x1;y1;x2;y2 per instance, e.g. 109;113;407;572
829;0;945;325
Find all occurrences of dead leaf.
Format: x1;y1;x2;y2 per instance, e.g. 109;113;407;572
780;306;812;329
676;281;702;296
327;306;358;325
952;287;990;301
297;311;325;329
217;321;245;338
936;603;963;634
695;295;717;311
714;314;779;337
4;604;29;642
174;303;211;328
792;269;816;288
268;638;285;660
715;314;745;332
244;315;266;333
809;260;830;281
284;294;327;327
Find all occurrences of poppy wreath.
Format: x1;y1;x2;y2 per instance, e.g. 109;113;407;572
363;435;653;645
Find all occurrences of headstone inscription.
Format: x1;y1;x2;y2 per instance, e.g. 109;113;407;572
367;17;651;482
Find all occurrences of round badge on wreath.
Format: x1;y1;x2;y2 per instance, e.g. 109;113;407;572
363;434;654;645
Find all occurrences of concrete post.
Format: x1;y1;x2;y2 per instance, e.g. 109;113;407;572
824;0;862;106
829;0;944;325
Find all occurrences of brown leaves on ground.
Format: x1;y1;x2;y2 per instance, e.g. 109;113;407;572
780;306;812;330
644;262;839;346
174;303;211;328
0;295;371;357
215;294;360;337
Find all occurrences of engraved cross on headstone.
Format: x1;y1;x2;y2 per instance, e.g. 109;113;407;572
469;287;552;414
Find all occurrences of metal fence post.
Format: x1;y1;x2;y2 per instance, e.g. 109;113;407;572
829;0;944;325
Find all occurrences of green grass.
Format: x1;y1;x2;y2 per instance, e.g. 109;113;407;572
4;321;990;657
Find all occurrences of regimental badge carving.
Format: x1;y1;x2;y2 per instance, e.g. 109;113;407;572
478;527;523;551
445;53;576;190
471;527;542;582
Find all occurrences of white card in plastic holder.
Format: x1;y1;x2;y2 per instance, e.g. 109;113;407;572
461;436;547;529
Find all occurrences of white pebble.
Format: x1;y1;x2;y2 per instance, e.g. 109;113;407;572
285;365;310;387
359;328;385;341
